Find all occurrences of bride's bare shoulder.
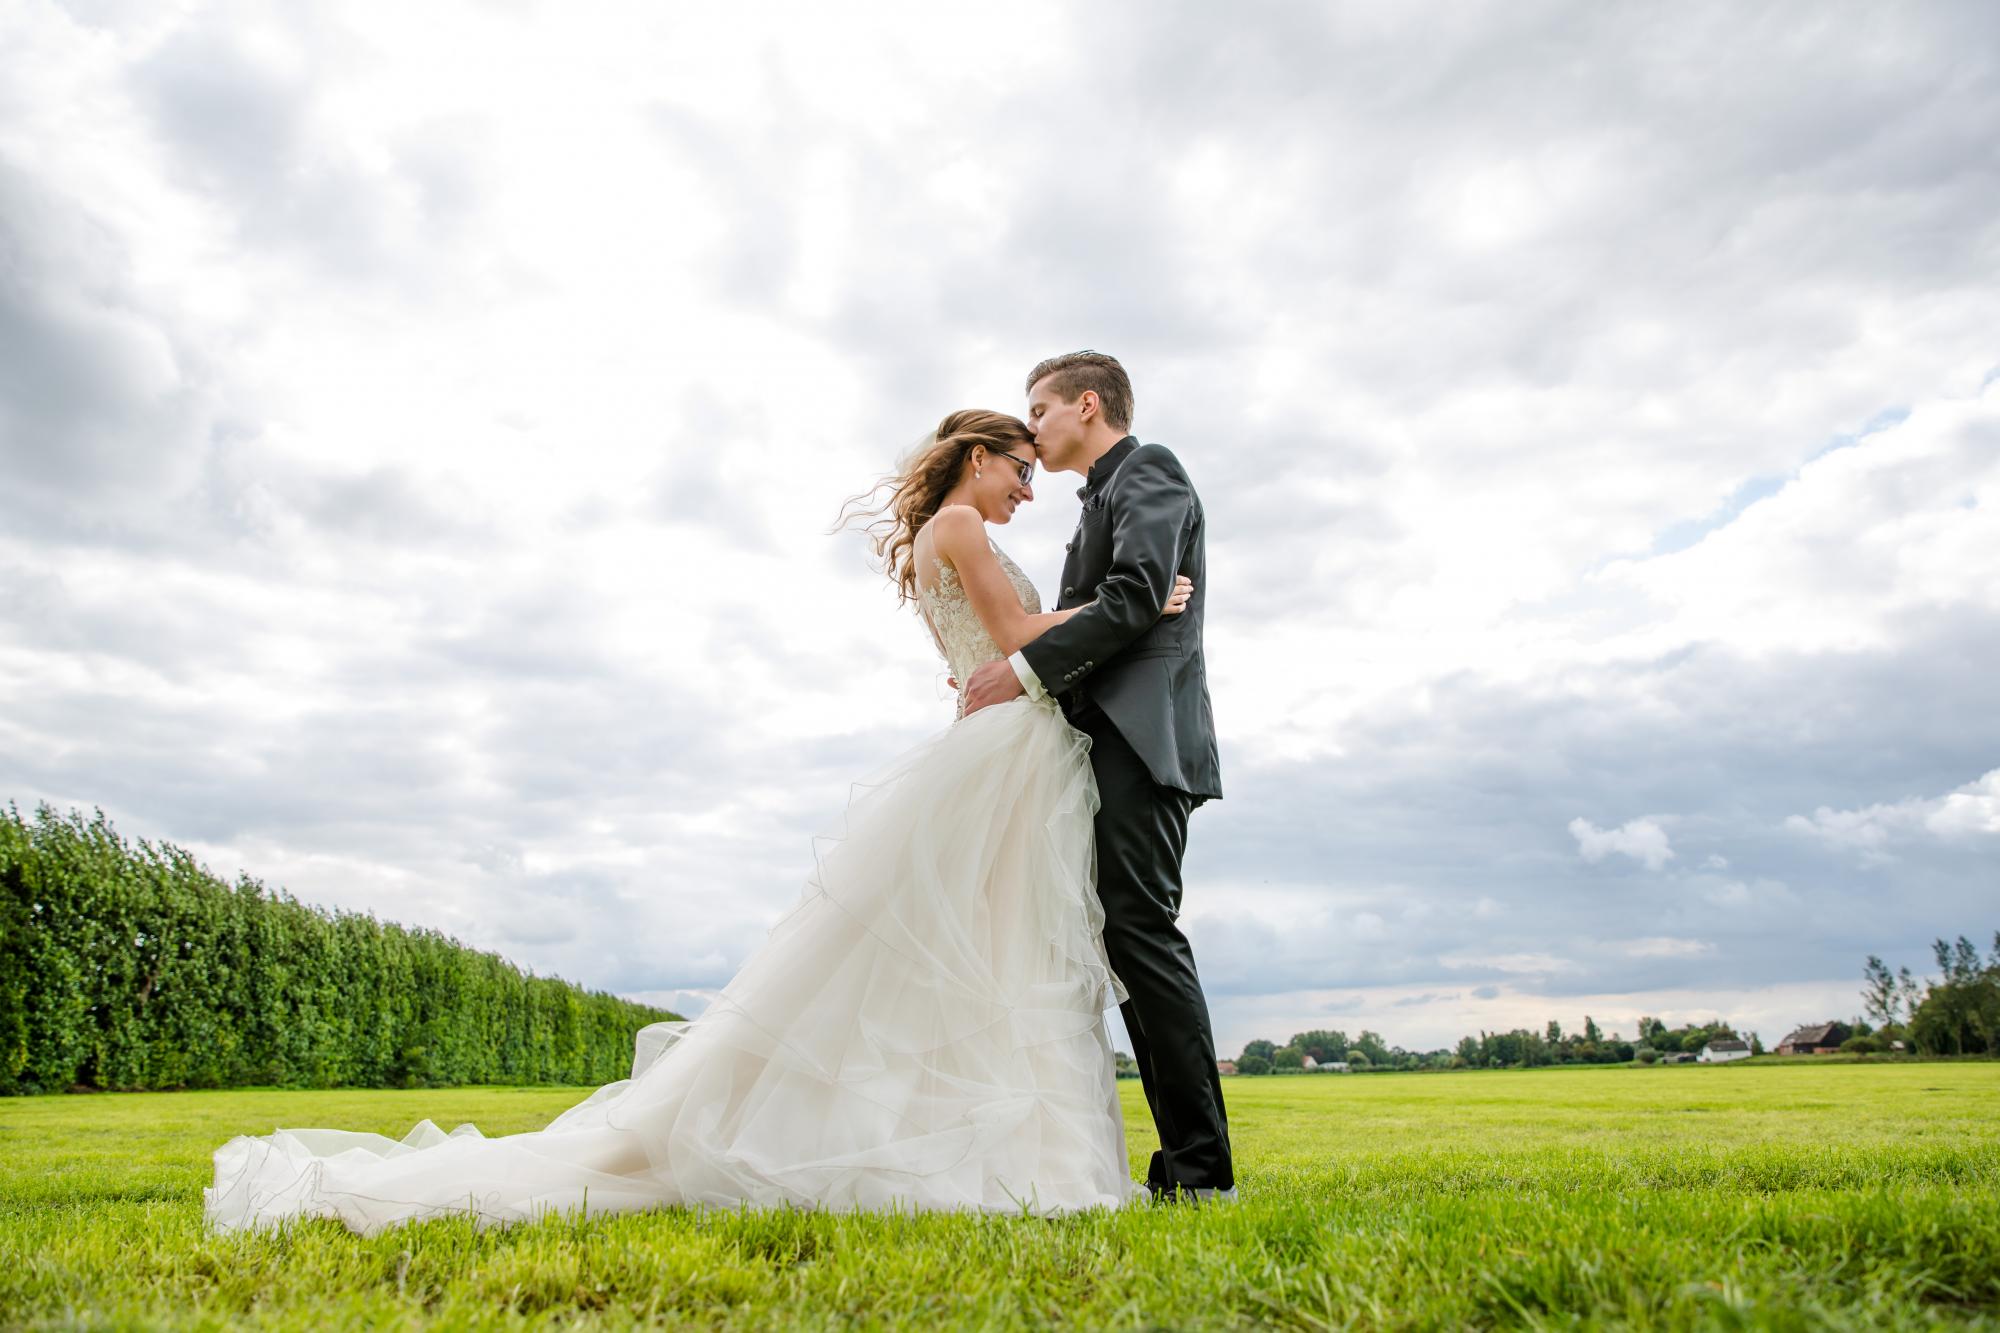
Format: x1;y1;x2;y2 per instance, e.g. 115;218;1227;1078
913;507;979;588
927;505;985;556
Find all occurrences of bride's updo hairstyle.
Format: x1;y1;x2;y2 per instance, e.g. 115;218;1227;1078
838;409;1035;604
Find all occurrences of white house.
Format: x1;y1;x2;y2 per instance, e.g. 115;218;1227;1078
1698;1038;1752;1063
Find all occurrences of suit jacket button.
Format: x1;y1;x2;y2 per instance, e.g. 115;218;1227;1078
1064;542;1073;552
1064;586;1076;597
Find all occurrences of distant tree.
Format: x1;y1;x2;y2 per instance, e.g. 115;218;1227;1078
1952;935;1983;977
1355;1030;1392;1066
1840;1034;1884;1054
1444;1015;1747;1071
1910;997;1956;1054
1908;933;2000;1056
1272;1046;1304;1070
1289;1029;1351;1065
1750;1032;1765;1056
1862;955;1904;1029
1240;1039;1277;1063
1635;1047;1659;1065
1236;1053;1273;1075
1897;966;1924;1023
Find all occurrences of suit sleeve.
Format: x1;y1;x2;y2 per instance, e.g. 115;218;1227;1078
1019;446;1194;696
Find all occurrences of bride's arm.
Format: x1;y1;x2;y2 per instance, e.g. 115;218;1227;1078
930;506;1187;657
930;506;1077;655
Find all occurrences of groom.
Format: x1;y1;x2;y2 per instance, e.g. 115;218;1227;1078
962;350;1234;1203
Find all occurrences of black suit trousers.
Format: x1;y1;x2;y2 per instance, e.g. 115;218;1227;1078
1073;703;1234;1193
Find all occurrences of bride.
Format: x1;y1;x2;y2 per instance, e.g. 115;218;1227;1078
205;409;1195;1234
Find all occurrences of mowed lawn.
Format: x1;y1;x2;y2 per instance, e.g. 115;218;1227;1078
2;1062;1996;1330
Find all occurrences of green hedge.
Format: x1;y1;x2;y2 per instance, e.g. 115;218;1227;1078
0;803;679;1095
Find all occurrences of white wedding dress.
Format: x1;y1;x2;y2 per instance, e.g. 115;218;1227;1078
205;542;1136;1234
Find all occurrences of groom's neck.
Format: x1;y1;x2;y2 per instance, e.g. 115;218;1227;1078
1068;429;1128;476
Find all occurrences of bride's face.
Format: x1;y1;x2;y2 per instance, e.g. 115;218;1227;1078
970;445;1036;524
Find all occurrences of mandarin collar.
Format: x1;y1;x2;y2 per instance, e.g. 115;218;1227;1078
1076;435;1139;499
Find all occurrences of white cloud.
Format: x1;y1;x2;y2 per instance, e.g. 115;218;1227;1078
1930;770;2000;837
1439;951;1582;977
1694;875;1800;918
1594;387;2000;661
1618;937;1714;960
1570;817;1676;870
1785;767;2000;862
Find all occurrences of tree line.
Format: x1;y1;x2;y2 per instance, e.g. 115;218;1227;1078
0;803;678;1095
1227;1016;1751;1075
1227;927;1998;1074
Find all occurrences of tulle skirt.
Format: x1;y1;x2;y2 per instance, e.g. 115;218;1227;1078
204;696;1136;1235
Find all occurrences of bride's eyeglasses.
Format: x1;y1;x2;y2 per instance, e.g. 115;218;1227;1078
985;450;1035;487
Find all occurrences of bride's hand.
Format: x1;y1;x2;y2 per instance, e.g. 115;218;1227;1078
1159;574;1194;618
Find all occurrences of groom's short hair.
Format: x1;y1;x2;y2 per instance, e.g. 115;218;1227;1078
1026;351;1133;432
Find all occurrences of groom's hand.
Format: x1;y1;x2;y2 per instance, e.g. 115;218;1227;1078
962;659;1024;716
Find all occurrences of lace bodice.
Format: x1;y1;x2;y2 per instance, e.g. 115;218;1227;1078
918;543;1041;713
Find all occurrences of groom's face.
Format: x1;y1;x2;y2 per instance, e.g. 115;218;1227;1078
1026;377;1088;474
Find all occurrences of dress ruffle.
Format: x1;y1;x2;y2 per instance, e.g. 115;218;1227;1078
205;697;1134;1235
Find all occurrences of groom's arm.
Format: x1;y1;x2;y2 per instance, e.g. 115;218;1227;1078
1018;445;1195;697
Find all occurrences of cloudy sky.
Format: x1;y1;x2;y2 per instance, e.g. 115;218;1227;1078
5;1;1996;1058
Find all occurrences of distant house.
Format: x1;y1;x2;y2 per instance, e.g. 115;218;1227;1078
1321;1061;1351;1073
1698;1038;1751;1063
1216;1060;1238;1076
1776;1022;1851;1055
1301;1055;1320;1070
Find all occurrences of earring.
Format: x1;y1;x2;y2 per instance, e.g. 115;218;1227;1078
976;468;983;479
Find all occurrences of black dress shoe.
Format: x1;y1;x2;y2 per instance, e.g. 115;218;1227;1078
1146;1182;1240;1206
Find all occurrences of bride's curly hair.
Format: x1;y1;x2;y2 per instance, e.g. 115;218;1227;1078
836;409;1035;604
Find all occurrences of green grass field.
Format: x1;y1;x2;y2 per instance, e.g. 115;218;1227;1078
3;1061;1996;1330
